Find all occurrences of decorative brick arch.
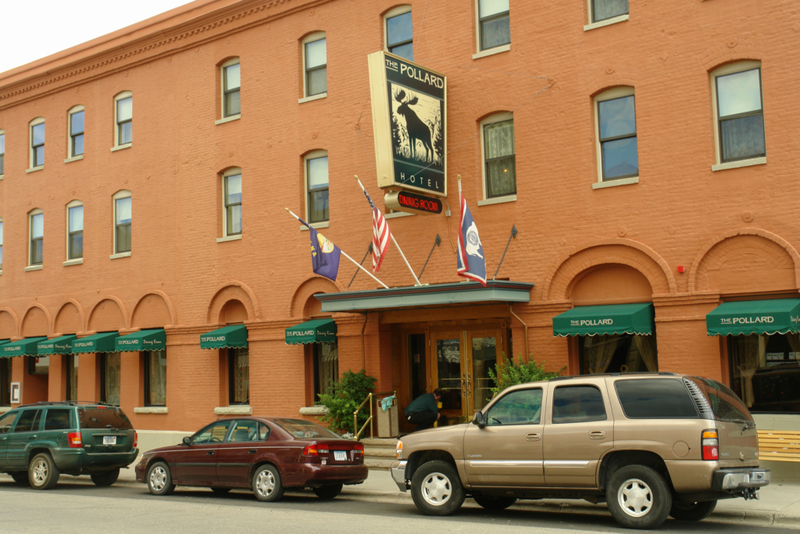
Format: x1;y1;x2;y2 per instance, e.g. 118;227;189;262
689;228;800;293
20;304;52;337
206;281;259;324
54;300;85;335
131;291;177;328
0;308;19;339
87;297;128;332
289;276;342;318
542;239;675;301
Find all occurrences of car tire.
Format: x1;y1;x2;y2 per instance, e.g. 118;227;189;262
147;461;175;496
211;487;232;495
607;465;672;530
252;464;284;502
29;452;60;490
473;494;517;511
91;467;120;487
10;472;30;485
669;500;717;521
410;460;465;516
313;484;343;500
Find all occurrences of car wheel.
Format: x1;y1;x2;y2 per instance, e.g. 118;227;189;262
211;487;231;495
91;467;120;487
670;500;717;521
473;494;517;511
313;484;343;500
607;465;672;530
147;461;175;496
252;464;284;502
410;460;465;516
10;472;30;486
29;452;60;490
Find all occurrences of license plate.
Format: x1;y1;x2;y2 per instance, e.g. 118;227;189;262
103;436;117;446
333;450;348;462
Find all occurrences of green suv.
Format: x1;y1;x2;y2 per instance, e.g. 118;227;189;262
0;401;138;489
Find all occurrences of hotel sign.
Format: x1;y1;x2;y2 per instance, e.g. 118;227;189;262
368;51;446;197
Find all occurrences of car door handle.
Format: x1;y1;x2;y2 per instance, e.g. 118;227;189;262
526;433;541;441
589;431;606;439
207;451;215;455
249;449;257;454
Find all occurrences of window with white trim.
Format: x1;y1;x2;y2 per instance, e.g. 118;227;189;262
30;118;45;169
481;113;516;199
303;33;327;98
113;191;132;254
68;106;85;158
114;92;132;147
711;61;766;165
29;209;44;266
67;201;83;260
223;168;242;237
589;0;628;25
477;0;510;52
0;130;5;176
595;87;638;182
305;151;329;224
221;59;241;118
385;7;413;60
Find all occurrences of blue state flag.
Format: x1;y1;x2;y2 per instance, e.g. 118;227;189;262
456;191;486;286
309;227;341;281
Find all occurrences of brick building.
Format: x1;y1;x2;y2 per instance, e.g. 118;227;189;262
1;0;799;449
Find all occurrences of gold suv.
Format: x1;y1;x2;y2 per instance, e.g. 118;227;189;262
391;373;770;530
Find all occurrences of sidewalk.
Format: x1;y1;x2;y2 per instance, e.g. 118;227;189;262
115;463;800;528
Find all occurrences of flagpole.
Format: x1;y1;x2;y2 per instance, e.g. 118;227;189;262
285;208;389;289
355;176;422;286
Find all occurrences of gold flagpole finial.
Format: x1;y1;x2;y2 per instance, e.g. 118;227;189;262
457;174;461;182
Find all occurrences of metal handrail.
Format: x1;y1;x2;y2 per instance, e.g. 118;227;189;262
353;390;395;441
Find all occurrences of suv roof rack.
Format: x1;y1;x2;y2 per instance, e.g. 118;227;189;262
550;372;678;382
16;400;118;408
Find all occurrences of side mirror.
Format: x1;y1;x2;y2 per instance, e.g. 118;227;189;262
182;436;192;446
472;411;486;429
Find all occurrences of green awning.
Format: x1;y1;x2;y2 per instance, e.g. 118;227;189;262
285;319;337;345
553;303;654;337
706;299;800;336
72;332;120;354
37;335;78;355
0;337;48;357
200;325;248;350
116;329;166;352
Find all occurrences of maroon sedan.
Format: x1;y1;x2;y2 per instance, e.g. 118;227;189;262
134;417;367;501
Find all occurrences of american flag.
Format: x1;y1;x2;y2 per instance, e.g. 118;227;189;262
363;188;391;271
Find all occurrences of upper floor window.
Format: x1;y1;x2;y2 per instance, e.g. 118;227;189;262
305;151;329;224
30;118;45;169
712;62;765;165
385;7;413;61
221;59;241;119
223;168;243;237
29;210;44;266
68;106;85;159
303;33;327;98
0;130;5;175
595;87;638;182
590;0;628;24
482;113;516;199
113;191;131;255
477;0;510;52
114;92;132;147
67;201;83;261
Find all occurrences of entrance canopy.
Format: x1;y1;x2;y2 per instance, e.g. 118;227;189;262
200;325;248;349
116;328;166;352
72;332;120;354
706;298;800;336
0;336;48;357
285;319;337;345
37;334;78;355
553;303;654;337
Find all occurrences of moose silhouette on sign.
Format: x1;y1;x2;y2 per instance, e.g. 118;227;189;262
394;89;434;163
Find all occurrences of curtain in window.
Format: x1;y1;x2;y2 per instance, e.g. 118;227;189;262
594;0;628;22
317;343;338;398
720;115;765;162
232;348;249;404
582;335;619;374
633;335;658;372
485;120;516;197
104;353;121;406
147;350;167;406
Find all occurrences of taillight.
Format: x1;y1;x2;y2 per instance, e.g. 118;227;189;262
302;443;330;456
396;440;403;460
702;429;719;460
134;431;138;448
68;432;83;448
353;442;364;456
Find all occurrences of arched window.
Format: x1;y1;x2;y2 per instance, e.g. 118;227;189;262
112;190;132;256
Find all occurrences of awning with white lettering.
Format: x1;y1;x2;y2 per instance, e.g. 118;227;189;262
285;319;337;345
200;325;248;350
115;329;166;352
0;337;48;357
706;299;800;336
72;332;120;354
552;303;654;337
37;334;78;355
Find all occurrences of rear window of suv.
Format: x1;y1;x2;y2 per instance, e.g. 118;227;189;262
615;378;699;418
78;407;133;429
688;377;753;422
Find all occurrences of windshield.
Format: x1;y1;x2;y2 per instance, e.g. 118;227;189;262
273;418;341;439
690;377;753;422
78;407;134;429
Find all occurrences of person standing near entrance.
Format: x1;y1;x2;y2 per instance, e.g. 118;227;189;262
404;388;443;431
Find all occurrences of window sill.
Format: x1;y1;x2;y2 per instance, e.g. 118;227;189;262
134;406;168;414
478;194;516;207
216;234;243;243
110;143;132;153
385;211;415;219
299;405;329;416
584;14;629;31
299;93;327;104
24;265;43;272
214;405;252;415
63;258;83;267
473;44;511;60
712;156;766;172
64;155;84;164
592;176;639;189
300;221;329;231
26;166;44;174
110;252;132;260
0;174;4;180
215;114;241;126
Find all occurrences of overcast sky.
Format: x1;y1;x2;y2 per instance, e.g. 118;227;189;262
0;0;192;74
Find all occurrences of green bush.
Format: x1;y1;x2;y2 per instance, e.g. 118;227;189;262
317;369;377;435
488;354;564;396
